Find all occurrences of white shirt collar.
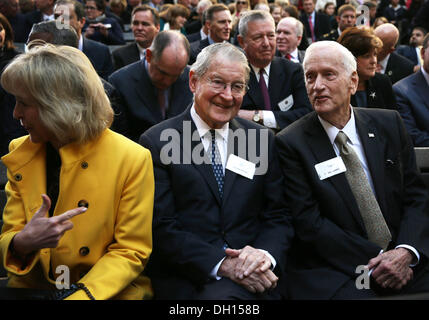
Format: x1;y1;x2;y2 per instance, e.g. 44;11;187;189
318;106;359;147
190;104;229;142
78;34;84;51
136;43;146;60
251;62;272;80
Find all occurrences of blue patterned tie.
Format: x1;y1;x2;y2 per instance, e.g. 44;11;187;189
210;129;224;198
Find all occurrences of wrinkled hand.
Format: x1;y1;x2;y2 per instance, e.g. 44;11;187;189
89;23;108;37
227;246;272;279
367;248;414;290
218;247;277;293
12;194;87;256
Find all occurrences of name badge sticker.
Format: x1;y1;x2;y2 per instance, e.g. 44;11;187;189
314;156;346;180
278;94;294;112
226;154;256;180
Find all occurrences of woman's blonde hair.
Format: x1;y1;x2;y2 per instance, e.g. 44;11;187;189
1;43;113;145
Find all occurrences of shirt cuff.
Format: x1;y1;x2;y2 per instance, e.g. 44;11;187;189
261;111;278;129
396;244;420;267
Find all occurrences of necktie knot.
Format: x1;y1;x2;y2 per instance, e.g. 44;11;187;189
335;131;348;147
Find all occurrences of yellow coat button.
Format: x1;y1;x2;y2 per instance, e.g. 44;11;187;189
14;173;22;181
81;161;88;169
77;200;89;208
79;247;90;256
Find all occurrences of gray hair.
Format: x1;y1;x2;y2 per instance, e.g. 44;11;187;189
303;41;357;76
279;16;303;37
29;20;79;48
238;10;275;38
149;30;190;62
190;42;250;83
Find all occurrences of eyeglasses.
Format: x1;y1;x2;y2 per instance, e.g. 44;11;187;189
205;77;248;95
236;1;247;4
85;5;97;10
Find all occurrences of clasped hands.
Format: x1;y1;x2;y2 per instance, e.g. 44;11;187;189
218;245;278;294
367;248;414;291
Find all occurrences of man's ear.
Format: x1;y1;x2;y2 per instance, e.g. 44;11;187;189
237;34;244;49
189;70;197;94
349;70;359;95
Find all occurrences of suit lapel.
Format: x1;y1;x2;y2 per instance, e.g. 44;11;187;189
132;60;163;122
246;66;264;108
304;113;366;230
413;71;429;110
268;58;286;109
178;109;222;205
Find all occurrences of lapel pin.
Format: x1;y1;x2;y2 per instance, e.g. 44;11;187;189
368;133;375;138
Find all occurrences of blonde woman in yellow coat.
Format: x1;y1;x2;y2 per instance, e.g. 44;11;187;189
0;43;154;300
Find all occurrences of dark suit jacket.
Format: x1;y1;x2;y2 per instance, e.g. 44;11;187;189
321;28;339;41
186;31;202;44
139;107;293;298
276;108;429;299
385;52;415;85
24;9;42;30
394;70;429;147
189;37;210;65
112;42;141;70
396;45;419;66
108;59;193;141
299;12;332;42
82;17;125;45
351;72;397;110
241;57;312;130
82;37;114;80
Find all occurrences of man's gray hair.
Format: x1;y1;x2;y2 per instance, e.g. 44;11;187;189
29;20;79;48
190;42;250;83
303;41;357;76
238;10;275;38
149;30;190;62
279;17;304;37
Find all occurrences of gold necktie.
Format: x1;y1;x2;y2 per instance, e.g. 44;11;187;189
335;131;391;249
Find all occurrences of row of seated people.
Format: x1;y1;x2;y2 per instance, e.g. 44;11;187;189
1;22;429;299
1;1;428;156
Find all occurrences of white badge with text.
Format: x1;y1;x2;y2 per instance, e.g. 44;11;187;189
226;154;256;180
314;156;346;180
278;94;294;112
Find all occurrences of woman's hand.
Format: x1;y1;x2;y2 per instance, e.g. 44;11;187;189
12;194;87;256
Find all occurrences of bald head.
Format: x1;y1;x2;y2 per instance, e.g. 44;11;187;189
374;23;399;61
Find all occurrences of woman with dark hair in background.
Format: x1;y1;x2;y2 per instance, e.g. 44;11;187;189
338;26;397;110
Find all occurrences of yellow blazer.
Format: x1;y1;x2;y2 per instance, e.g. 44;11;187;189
0;129;154;300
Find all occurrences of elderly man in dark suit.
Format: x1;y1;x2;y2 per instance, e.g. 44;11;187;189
139;42;293;300
112;5;160;71
237;10;312;131
276;17;305;64
394;34;429;147
54;0;114;80
276;40;429;299
188;3;232;65
109;30;192;142
374;23;415;84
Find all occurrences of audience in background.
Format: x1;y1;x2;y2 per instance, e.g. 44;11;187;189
112;4;159;70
